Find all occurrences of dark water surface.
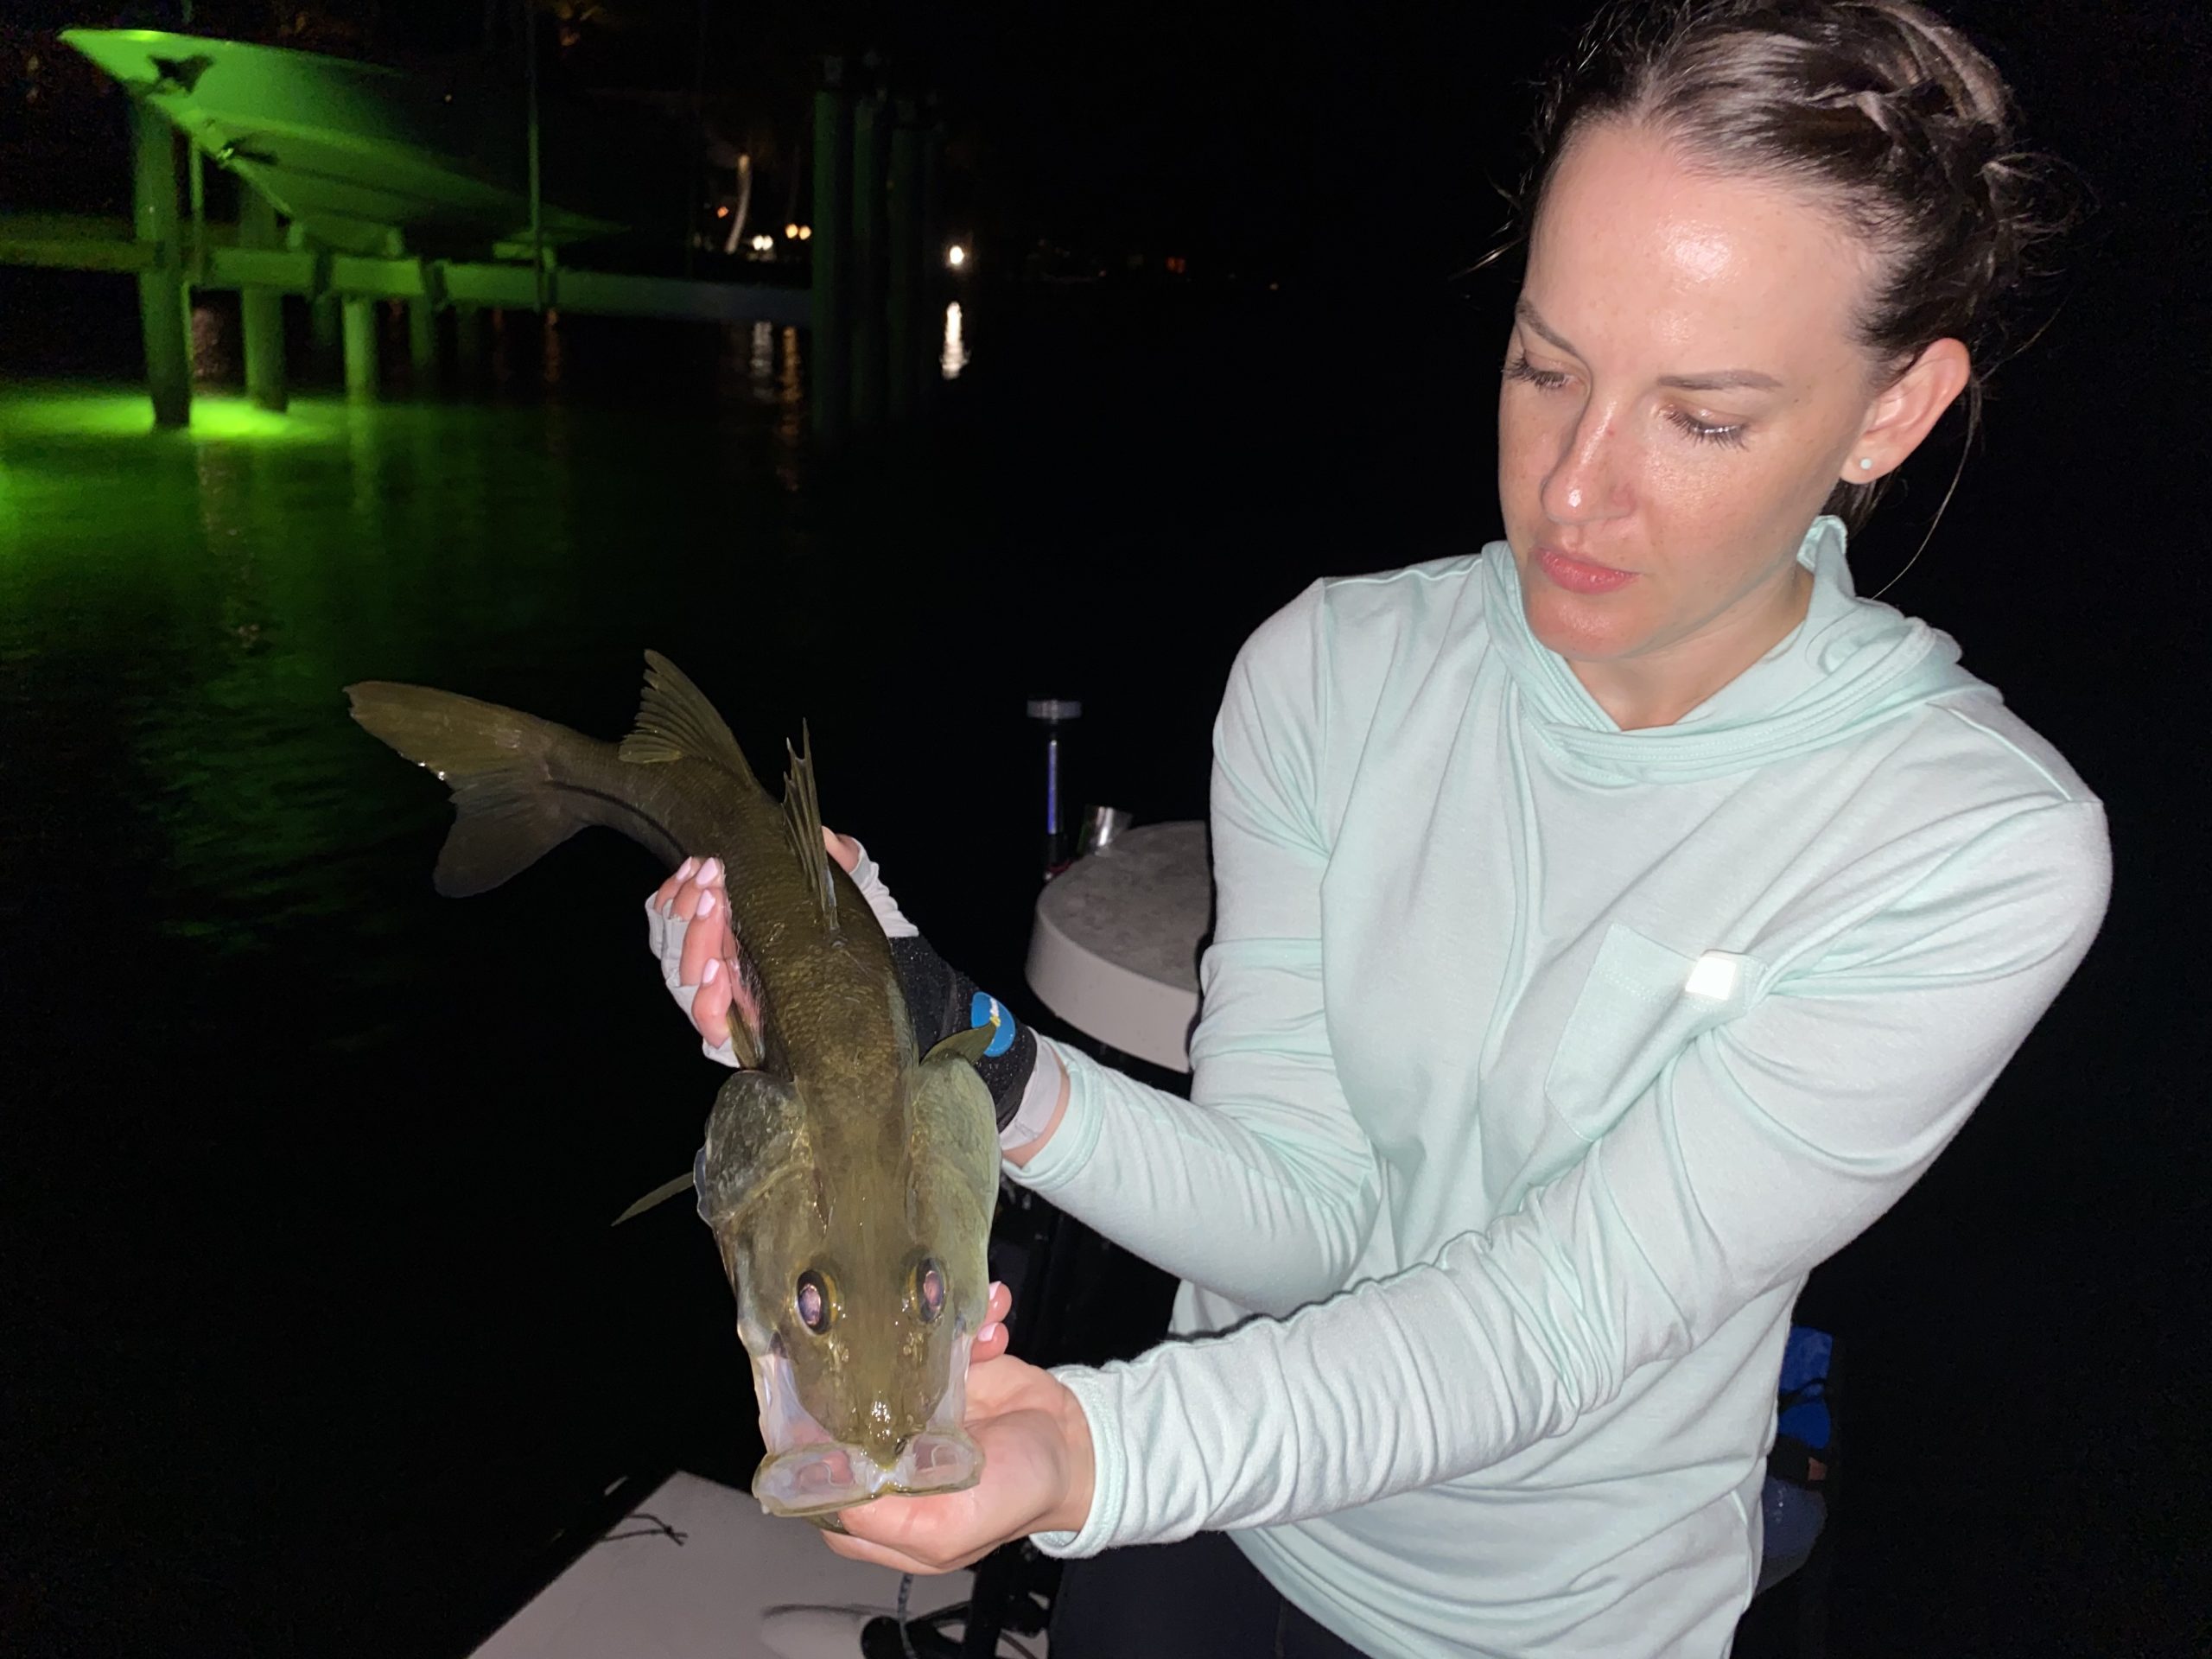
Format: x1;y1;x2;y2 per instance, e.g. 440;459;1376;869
2;271;2199;1656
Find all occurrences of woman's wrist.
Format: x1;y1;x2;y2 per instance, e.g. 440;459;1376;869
1000;1041;1071;1166
1042;1369;1098;1536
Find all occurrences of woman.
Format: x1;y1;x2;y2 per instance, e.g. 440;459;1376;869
652;2;2107;1651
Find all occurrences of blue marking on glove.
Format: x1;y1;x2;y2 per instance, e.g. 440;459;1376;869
969;990;1017;1058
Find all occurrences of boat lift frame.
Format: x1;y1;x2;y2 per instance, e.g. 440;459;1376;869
0;34;943;441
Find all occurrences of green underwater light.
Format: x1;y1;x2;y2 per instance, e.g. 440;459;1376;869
0;385;349;446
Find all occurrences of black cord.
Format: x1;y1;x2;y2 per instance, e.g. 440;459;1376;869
600;1511;689;1546
896;1572;920;1659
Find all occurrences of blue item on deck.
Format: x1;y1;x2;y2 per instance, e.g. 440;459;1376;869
1777;1325;1834;1457
1757;1324;1837;1596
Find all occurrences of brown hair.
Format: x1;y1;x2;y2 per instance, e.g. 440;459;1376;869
1494;0;2080;543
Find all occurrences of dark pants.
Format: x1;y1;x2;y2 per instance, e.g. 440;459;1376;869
1048;1531;1370;1658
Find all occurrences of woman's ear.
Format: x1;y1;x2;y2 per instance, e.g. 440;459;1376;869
1840;337;1972;483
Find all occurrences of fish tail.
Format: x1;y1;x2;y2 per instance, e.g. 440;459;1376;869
346;681;652;897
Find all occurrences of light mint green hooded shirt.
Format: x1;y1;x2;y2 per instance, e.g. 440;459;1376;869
1014;518;2109;1656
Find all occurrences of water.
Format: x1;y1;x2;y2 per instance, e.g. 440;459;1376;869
1;279;2196;1656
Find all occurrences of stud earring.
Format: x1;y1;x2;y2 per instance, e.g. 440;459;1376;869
1859;457;1875;472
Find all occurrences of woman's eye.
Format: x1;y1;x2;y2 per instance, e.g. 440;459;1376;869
1665;407;1748;448
1503;353;1569;391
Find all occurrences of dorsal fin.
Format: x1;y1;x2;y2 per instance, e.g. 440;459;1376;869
781;721;841;941
619;652;759;783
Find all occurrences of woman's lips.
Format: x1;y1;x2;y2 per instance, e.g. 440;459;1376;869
1535;545;1637;594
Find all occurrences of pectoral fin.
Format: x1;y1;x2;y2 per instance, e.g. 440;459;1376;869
611;1169;697;1226
922;1019;998;1068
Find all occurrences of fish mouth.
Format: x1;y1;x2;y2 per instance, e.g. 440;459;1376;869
747;1328;984;1518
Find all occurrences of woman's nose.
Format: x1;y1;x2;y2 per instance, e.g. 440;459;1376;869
1541;407;1632;524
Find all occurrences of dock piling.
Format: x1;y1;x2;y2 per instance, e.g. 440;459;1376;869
453;302;483;380
310;294;340;374
810;61;852;443
341;296;378;399
887;101;919;424
921;109;945;408
850;89;888;432
407;296;437;390
239;187;287;411
130;99;190;428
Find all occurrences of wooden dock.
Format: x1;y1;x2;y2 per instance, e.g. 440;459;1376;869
3;30;943;438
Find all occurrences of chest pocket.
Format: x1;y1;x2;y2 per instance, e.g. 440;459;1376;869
1544;924;1762;1142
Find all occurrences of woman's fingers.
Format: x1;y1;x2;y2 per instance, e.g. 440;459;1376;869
650;855;754;1052
819;1528;946;1574
694;957;733;1048
652;855;698;913
821;826;861;874
972;1281;1014;1363
677;869;730;986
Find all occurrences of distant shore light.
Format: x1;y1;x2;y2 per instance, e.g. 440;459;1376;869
941;301;968;379
785;222;800;239
947;244;967;270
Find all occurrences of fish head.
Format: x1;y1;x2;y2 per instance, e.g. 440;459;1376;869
697;1064;997;1517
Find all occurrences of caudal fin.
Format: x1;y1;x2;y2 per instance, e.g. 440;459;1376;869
346;681;597;897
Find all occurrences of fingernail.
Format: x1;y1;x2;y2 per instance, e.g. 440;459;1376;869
696;857;721;886
978;1323;1001;1344
675;856;698;882
989;1281;1006;1299
697;890;715;917
702;958;720;983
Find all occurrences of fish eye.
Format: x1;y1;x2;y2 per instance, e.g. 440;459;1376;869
795;1269;832;1333
915;1259;945;1323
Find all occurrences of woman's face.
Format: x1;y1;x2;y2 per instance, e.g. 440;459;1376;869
1497;122;1906;721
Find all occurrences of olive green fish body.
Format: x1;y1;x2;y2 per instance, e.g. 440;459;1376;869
346;654;998;1516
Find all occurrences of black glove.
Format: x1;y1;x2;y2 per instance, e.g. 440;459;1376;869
888;932;1040;1133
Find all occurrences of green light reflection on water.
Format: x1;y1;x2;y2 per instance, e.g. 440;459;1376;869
0;383;349;447
0;367;830;976
0;382;583;963
0;365;836;982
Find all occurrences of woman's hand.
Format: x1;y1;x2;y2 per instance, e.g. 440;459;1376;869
645;836;1070;1160
649;830;865;1052
819;1351;1095;1574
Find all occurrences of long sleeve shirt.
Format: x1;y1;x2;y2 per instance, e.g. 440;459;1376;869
1010;516;2110;1656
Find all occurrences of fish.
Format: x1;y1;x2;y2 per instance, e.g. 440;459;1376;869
346;652;1001;1518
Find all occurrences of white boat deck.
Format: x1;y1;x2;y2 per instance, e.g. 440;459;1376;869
474;1471;1045;1659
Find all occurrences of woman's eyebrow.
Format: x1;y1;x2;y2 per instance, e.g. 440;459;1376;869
1514;299;1782;391
1514;298;1580;356
1657;368;1783;391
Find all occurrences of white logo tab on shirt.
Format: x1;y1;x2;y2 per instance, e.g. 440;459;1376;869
1683;951;1742;1002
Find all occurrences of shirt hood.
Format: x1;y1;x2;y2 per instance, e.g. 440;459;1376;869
1483;515;1987;784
